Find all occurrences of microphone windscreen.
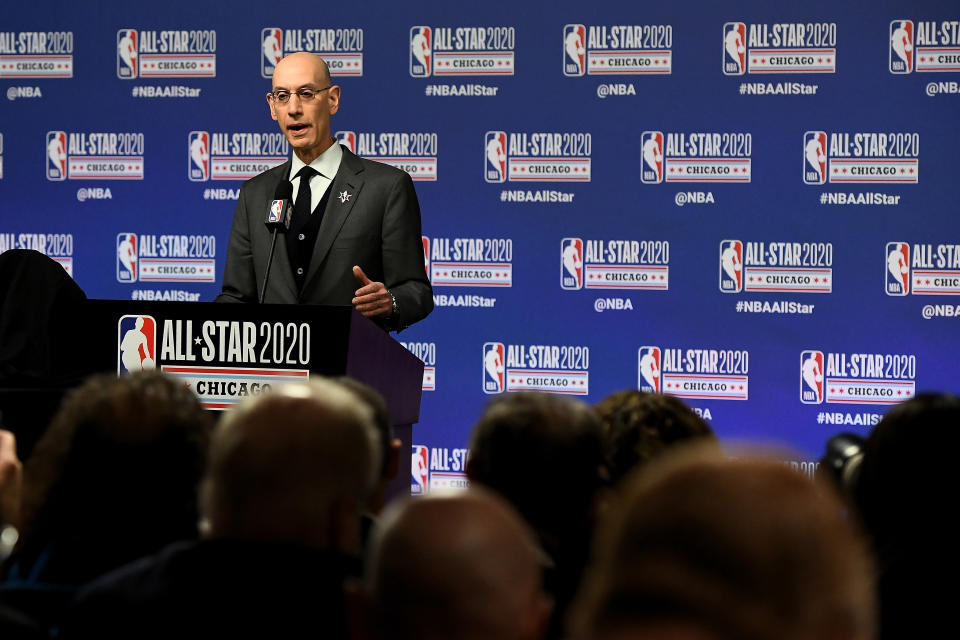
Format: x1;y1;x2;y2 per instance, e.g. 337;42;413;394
274;180;293;200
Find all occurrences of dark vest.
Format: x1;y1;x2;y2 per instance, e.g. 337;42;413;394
285;181;333;292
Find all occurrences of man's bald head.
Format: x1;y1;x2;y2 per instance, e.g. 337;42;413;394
201;380;378;551
368;489;551;640
273;51;331;88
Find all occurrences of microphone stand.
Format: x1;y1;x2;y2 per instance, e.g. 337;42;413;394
259;228;281;304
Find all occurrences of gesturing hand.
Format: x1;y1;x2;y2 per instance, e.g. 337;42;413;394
352;265;393;318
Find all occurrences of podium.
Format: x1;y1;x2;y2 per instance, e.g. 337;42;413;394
3;300;425;499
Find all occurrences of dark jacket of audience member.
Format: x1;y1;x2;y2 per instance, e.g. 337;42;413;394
467;392;605;639
594;390;715;486
0;249;87;387
0;372;210;627
62;379;378;640
570;447;875;640
852;392;959;640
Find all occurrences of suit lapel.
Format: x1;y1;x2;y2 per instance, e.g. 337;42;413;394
303;146;366;289
262;161;298;301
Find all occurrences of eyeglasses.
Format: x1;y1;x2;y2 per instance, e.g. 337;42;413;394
268;86;331;104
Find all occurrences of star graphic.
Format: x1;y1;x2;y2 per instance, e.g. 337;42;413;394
338;190;351;203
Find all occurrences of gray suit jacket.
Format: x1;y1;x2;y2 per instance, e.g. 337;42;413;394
216;146;433;331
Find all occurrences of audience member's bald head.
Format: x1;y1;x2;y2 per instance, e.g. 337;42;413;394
201;379;378;552
571;447;875;640
368;489;551;640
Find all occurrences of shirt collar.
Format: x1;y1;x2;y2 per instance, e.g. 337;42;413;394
289;140;343;181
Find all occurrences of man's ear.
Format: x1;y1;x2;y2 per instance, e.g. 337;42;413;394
328;85;341;116
385;438;402;481
266;94;278;121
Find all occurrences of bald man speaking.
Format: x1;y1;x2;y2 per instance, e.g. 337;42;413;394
217;53;432;332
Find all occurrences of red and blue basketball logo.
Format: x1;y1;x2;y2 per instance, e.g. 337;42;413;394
117;29;138;79
410;26;432;77
188;131;210;182
268;200;284;224
483;342;505;394
803;131;827;185
889;20;914;74
640;131;664;184
885;242;910;296
422;236;430;276
723;22;747;75
335;130;356;153
117;233;138;282
46;130;67;181
719;240;743;293
117;314;157;375
561;238;584;290
411;444;429;494
484;131;507;183
800;350;824;404
563;24;586;76
638;346;662;393
261;28;283;78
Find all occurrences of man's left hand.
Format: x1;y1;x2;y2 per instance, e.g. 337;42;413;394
352;265;393;318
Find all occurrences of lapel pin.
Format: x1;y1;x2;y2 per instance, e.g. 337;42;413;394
338;190;352;203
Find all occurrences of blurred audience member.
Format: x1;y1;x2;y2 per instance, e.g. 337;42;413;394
337;378;400;516
367;488;552;640
594;391;715;486
1;372;210;627
467;392;605;639
852;392;959;640
570;447;875;640
0;429;21;532
0;429;34;638
63;379;378;639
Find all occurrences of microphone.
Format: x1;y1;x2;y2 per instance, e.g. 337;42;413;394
259;180;294;304
264;180;293;231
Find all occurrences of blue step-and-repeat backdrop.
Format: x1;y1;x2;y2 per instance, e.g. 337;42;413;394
2;1;958;493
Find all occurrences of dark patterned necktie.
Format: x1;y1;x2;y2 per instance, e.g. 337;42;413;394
292;165;317;226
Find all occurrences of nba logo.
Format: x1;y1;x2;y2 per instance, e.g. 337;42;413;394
563;24;586;76
560;238;584;290
410;26;432;77
46;131;67;181
117;29;138;79
890;20;914;74
803;131;827;185
335;130;356;153
719;240;743;292
117;314;156;375
422;236;430;276
800;350;825;404
117;233;138;282
268;200;284;223
885;242;910;296
723;22;746;75
411;444;429;494
640;131;663;184
484;131;507;183
638;346;662;393
261;28;283;78
188;131;209;182
482;342;505;394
